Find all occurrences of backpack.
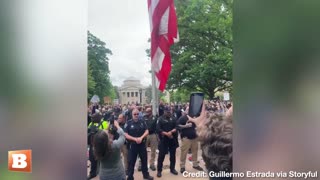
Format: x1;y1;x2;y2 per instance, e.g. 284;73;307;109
87;121;104;145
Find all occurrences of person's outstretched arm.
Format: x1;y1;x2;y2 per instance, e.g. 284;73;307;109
111;121;125;149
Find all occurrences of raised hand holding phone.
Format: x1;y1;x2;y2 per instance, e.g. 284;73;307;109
188;92;204;118
187;101;206;127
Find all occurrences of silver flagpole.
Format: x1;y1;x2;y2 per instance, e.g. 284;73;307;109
151;66;157;116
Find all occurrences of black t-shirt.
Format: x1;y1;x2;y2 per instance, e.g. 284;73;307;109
159;105;164;117
177;115;197;139
143;115;157;134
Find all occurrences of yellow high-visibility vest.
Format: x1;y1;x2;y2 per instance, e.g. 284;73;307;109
88;120;109;130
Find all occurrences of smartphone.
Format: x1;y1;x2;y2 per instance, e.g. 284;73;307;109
188;92;204;118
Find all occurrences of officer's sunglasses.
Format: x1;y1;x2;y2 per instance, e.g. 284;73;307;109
133;113;139;116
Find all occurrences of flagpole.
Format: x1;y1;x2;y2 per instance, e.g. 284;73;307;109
151;66;158;117
149;0;178;117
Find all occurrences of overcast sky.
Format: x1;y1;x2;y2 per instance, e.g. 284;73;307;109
88;0;151;87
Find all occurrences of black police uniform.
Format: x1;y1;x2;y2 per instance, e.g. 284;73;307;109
156;115;179;173
124;119;151;180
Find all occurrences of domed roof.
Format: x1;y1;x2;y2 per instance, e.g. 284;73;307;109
121;77;142;89
125;76;139;81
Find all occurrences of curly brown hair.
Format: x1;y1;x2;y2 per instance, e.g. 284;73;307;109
92;130;112;160
197;114;233;172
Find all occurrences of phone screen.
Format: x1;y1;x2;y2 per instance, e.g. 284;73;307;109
188;92;204;118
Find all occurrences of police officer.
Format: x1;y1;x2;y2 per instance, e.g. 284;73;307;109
124;108;154;180
87;111;109;180
156;106;179;177
138;108;158;171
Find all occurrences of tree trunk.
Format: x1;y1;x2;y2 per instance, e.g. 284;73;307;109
208;92;215;100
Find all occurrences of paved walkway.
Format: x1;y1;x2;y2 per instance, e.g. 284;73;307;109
88;142;208;180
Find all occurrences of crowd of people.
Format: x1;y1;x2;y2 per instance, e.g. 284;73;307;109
87;99;233;180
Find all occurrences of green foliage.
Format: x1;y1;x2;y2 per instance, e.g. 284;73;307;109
160;96;167;103
113;86;120;100
145;85;152;104
168;0;233;99
109;87;116;101
88;63;96;98
145;85;166;104
88;31;114;102
170;89;192;103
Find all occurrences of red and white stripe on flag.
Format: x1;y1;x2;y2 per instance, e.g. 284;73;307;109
148;0;178;92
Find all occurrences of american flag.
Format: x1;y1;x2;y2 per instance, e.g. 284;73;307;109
148;0;179;92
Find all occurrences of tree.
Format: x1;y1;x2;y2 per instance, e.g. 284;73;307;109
145;85;167;104
167;0;233;99
113;86;120;99
159;91;166;102
88;31;114;102
145;85;152;104
88;64;96;98
108;86;121;104
171;89;191;103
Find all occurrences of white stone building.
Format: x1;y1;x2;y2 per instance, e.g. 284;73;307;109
118;77;147;105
